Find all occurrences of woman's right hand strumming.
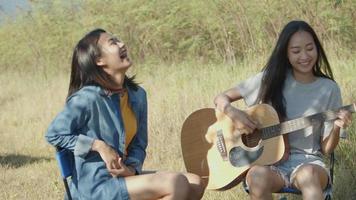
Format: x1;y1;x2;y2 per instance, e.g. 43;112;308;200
224;104;257;135
215;92;257;135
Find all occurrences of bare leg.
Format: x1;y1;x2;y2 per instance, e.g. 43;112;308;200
182;173;205;200
125;171;190;200
292;164;328;200
245;165;285;200
137;171;205;199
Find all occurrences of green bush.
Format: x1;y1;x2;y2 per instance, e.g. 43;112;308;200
0;0;355;72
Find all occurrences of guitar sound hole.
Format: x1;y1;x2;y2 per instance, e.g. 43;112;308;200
241;130;261;148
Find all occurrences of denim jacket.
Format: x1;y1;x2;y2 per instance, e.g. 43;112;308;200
45;85;147;199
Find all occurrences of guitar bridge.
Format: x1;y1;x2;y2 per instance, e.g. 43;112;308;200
216;129;228;161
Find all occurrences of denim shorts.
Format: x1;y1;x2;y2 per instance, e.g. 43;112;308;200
272;153;332;196
66;176;130;200
244;153;332;197
117;177;130;200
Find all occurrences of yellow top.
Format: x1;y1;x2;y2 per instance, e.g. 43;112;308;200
119;91;137;152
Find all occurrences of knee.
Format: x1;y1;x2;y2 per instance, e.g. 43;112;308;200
186;173;204;187
150;172;190;199
173;173;190;189
245;166;274;198
294;165;320;187
246;165;270;187
163;172;190;193
185;173;205;199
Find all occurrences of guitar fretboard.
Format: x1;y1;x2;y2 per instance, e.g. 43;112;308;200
261;104;355;140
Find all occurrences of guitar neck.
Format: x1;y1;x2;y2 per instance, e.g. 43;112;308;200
261;104;355;140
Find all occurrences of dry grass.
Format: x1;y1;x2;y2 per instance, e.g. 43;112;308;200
0;58;355;199
1;1;355;199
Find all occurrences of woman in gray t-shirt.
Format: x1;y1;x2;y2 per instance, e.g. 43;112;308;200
214;20;352;200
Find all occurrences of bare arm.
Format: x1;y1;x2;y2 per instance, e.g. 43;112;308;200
214;87;243;113
321;110;352;154
214;87;257;134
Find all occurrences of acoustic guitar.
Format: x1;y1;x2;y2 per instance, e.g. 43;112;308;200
181;103;355;191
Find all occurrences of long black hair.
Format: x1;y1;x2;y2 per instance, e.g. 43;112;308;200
257;20;333;120
67;28;137;98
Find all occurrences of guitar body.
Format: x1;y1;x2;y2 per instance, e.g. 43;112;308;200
181;104;287;190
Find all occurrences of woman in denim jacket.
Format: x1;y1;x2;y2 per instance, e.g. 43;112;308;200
46;29;204;200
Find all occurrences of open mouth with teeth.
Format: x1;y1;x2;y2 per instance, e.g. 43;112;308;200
119;48;128;59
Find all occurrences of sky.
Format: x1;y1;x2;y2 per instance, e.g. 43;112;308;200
0;0;31;23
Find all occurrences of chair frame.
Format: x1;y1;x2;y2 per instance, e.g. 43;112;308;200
55;147;74;200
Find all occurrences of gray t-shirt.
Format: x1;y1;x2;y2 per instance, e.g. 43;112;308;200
237;71;342;156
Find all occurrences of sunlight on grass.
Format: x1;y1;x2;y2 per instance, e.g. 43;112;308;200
1;58;355;199
0;0;355;199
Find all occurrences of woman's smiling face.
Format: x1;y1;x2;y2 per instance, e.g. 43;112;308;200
96;32;132;75
287;30;318;80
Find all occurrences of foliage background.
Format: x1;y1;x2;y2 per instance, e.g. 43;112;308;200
0;0;355;199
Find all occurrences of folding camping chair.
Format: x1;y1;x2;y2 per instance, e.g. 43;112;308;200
243;152;334;200
55;147;74;200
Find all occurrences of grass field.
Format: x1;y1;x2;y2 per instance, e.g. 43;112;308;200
0;59;355;199
0;0;355;199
